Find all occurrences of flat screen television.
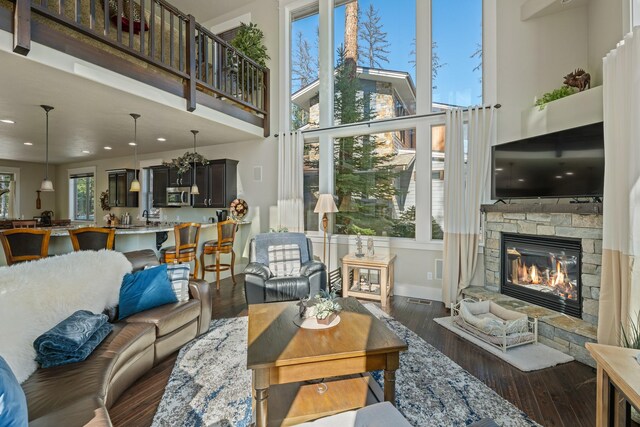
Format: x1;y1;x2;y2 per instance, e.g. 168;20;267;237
491;122;605;199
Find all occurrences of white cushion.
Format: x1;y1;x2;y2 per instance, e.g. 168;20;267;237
297;402;411;427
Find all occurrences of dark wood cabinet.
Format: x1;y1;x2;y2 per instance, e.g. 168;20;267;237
191;159;238;208
150;166;169;208
168;167;192;187
106;169;139;208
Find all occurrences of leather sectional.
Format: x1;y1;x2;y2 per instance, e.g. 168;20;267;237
21;249;212;426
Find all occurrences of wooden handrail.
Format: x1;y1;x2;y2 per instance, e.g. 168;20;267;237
9;0;270;132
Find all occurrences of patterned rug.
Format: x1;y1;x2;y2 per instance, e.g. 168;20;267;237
151;305;540;427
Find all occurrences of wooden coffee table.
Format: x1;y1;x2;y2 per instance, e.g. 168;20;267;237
247;297;407;427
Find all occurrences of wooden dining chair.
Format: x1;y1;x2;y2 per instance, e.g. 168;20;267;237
11;220;37;228
161;222;201;279
201;220;237;290
0;229;51;265
69;227;116;251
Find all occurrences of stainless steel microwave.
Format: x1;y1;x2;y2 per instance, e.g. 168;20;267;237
166;187;191;206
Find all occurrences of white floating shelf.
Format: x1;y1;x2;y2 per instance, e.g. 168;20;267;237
521;85;603;138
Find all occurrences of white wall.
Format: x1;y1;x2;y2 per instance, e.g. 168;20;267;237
0;160;56;219
588;0;626;86
496;0;590;144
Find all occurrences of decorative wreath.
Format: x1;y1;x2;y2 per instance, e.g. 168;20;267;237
100;190;111;211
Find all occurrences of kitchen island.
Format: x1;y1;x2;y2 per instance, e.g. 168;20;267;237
0;223;219;267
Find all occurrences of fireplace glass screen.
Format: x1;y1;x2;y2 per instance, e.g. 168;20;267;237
501;233;581;317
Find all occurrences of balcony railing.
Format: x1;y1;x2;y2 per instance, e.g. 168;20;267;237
6;0;270;135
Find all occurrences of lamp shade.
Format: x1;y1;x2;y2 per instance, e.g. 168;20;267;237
314;194;339;214
190;183;200;195
129;178;141;192
40;178;54;192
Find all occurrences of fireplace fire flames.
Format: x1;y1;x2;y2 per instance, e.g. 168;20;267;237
508;249;577;300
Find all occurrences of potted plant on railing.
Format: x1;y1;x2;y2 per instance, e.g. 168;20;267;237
226;22;269;101
312;290;342;325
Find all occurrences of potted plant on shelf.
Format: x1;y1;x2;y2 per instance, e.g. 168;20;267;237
226;22;269;100
313;289;342;325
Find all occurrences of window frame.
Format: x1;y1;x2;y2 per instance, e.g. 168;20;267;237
280;0;494;249
0;169;19;219
68;166;96;222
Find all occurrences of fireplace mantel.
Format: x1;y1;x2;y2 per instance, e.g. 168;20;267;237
481;203;602;215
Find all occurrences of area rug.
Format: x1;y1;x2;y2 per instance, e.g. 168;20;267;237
151;306;540;427
433;316;574;372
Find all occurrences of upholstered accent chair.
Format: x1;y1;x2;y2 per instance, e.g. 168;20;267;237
244;233;327;304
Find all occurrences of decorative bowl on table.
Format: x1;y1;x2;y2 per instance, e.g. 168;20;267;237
229;198;248;221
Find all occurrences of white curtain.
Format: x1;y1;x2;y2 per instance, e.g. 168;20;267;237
598;29;640;345
277;131;305;232
442;107;496;306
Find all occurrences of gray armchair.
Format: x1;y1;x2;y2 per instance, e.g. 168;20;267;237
244;233;327;304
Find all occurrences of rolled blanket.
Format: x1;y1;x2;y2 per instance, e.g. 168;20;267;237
34;310;113;368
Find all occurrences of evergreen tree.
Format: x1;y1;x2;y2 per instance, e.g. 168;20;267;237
333;46;398;235
359;4;390;68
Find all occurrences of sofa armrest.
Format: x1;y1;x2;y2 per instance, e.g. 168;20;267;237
300;261;326;277
188;279;212;336
244;262;271;280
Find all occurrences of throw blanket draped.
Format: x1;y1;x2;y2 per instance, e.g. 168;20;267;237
34;310;113;368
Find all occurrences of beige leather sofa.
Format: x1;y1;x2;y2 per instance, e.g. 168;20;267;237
21;249;212;426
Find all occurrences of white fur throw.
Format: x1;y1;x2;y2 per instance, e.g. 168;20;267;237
0;250;132;383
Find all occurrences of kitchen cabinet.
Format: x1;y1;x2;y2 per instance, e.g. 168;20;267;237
168;167;192;187
107;169;139;208
192;159;238;209
150;166;169;208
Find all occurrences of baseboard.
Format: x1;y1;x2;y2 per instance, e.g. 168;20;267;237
394;283;443;302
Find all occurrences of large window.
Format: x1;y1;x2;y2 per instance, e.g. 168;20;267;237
334;0;416;125
334;128;416;238
70;173;95;221
288;0;484;242
291;6;320;130
432;0;483;109
0;173;13;219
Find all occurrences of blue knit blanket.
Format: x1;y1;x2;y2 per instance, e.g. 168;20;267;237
34;310;113;368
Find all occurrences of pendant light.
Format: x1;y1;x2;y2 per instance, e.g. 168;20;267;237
40;105;54;192
190;130;200;195
129;113;141;192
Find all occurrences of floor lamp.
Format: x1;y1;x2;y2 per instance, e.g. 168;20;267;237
314;194;339;266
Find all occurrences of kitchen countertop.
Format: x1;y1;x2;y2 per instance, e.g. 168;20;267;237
0;223;217;237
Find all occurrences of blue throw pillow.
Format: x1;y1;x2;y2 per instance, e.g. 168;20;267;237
118;264;178;319
0;356;28;427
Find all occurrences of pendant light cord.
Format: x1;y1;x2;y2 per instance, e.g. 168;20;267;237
45;109;49;179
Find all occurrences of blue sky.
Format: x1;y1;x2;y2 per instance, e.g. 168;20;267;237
291;0;482;107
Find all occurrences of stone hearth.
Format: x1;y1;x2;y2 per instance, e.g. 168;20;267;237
471;203;603;367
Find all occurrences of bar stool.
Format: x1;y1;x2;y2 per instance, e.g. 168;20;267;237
11;220;37;228
161;223;201;279
69;227;116;251
0;229;51;265
200;219;237;290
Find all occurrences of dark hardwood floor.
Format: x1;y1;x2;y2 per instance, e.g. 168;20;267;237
109;276;597;427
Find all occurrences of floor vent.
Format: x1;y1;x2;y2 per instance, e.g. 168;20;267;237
407;298;432;305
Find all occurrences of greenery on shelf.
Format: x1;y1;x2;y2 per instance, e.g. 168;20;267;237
230;23;270;68
535;86;577;110
163;152;209;175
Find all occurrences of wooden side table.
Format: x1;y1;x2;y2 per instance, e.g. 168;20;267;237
586;342;640;426
341;254;396;308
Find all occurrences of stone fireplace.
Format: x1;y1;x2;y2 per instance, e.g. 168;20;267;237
464;203;603;366
501;233;582;318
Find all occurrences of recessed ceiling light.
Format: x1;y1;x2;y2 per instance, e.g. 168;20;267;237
23;142;33;146
128;142;137;146
157;137;166;142
518;178;525;182
104;146;112;150
495;168;503;171
555;175;563;179
565;171;574;175
1;119;15;124
82;150;91;154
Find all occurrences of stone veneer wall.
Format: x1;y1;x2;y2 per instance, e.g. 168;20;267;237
483;211;603;325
